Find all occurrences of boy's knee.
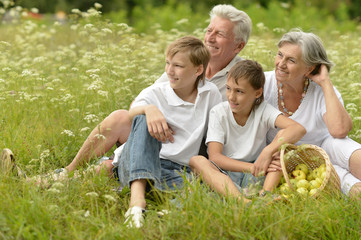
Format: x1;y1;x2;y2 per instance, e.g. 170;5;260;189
189;155;208;171
107;110;130;124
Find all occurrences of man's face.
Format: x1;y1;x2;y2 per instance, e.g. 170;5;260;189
204;16;244;64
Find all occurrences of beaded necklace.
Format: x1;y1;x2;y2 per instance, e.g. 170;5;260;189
278;78;309;116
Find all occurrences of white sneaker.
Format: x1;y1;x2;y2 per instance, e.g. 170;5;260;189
124;206;145;228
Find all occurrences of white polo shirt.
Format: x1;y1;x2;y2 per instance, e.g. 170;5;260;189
206;101;281;162
128;81;222;166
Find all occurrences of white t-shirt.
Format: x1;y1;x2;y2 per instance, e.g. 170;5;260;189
206;101;281;162
124;81;222;166
264;71;344;146
155;55;242;101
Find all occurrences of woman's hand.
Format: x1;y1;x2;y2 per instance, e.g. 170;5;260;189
307;64;331;88
144;105;174;143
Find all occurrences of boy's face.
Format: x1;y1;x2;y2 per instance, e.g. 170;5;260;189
165;52;202;92
226;77;262;117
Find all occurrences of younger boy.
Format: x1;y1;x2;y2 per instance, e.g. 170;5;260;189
190;60;306;201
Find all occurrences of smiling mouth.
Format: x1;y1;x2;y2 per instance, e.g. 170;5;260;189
277;68;288;75
207;45;218;50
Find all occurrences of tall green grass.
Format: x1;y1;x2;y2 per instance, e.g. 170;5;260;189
0;6;361;240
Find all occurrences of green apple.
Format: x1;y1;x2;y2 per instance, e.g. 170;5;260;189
309;188;318;196
318;163;326;171
306;171;315;181
290;179;298;188
297;187;308;196
280;183;290;194
309;179;321;189
292;170;306;180
320;171;326;180
296;179;310;189
295;163;309;175
315;177;323;185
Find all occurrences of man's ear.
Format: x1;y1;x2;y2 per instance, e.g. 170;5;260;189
234;41;246;54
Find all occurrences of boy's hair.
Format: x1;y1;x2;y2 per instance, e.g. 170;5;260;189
228;60;265;106
210;4;252;45
166;36;210;87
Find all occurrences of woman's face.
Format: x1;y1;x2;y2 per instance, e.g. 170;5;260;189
275;43;311;84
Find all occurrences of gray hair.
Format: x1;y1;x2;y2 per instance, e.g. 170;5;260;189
278;29;334;72
210;4;252;44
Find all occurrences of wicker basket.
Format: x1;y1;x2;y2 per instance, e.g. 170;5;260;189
280;144;341;198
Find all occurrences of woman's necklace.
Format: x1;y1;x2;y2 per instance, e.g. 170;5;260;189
278;78;309;116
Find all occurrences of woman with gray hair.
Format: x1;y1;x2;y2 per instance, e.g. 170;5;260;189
260;29;361;199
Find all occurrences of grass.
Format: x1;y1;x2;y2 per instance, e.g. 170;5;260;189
0;8;361;240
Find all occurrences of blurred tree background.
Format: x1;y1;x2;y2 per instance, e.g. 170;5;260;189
1;0;360;33
11;0;360;20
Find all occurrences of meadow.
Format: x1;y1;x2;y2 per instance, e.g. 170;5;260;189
1;5;361;240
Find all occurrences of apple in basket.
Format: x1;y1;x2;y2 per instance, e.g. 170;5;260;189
309;188;318;196
297;179;310;189
289;179;298;188
296;187;308;196
295;163;309;175
292;169;306;180
309;179;321;190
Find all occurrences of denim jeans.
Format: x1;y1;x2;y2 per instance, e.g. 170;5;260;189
209;160;265;192
117;115;192;191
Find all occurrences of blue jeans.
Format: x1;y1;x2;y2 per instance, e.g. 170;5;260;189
209;160;264;192
117;115;192;191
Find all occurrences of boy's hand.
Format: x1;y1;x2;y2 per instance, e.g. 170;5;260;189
252;148;273;177
145;106;175;143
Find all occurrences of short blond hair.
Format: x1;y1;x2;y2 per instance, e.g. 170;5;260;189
166;36;210;87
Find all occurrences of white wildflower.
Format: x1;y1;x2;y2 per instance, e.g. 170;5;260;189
94;3;102;9
97;90;108;98
84;210;90;217
31;8;39;13
84;114;99;123
103;194;117;202
52;182;65;189
86;192;99;198
61;129;75;137
176;19;188;25
102;28;112;34
58;66;67;72
71;9;81;14
21;69;32;76
80;127;90;132
40;149;50;161
47;188;60;194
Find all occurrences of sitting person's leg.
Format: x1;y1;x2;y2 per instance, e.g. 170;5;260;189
190;155;249;203
333;164;361;199
349;149;361;181
117;115;161;228
66;109;132;171
321;136;361;197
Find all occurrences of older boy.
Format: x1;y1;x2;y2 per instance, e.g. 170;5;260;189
116;36;221;228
